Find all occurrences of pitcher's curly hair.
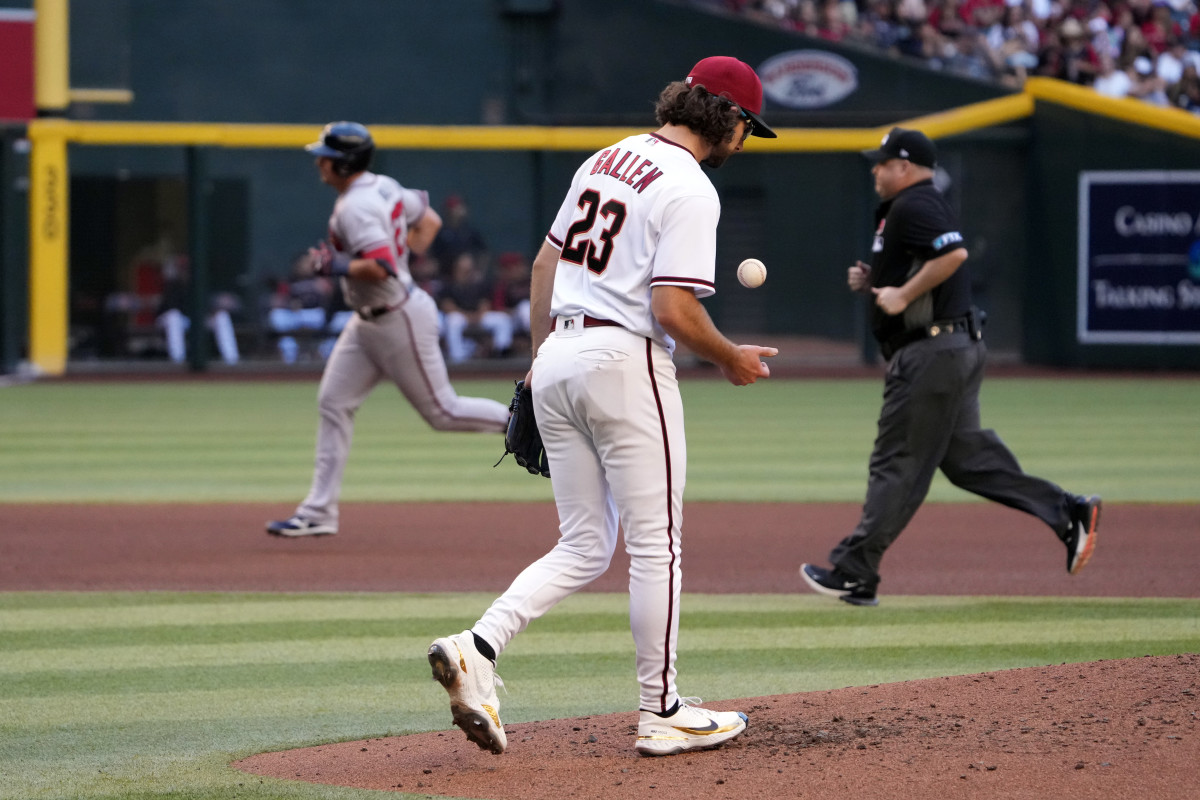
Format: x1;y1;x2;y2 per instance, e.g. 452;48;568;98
654;82;742;148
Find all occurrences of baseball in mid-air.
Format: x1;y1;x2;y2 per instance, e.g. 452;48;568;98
737;258;767;289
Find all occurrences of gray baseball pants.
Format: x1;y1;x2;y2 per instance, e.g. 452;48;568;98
297;287;508;527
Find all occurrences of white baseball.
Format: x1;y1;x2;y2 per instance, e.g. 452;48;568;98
737;258;767;289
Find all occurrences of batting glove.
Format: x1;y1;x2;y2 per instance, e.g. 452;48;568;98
310;242;351;277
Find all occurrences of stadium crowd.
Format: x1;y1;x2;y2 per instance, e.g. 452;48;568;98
696;0;1200;110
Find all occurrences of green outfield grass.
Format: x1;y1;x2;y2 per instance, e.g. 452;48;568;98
1;376;1197;799
1;591;1197;800
1;377;1197;503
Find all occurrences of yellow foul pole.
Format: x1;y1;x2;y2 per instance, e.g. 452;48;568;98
30;0;70;374
34;0;69;113
27;121;69;375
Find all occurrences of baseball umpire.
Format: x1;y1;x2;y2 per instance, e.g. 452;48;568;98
800;127;1101;606
266;122;509;537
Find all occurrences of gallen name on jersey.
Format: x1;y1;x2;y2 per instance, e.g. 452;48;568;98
589;147;664;194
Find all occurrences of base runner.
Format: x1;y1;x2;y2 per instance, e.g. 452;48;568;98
267;122;509;538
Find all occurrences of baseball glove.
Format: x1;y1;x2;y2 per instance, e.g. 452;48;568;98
497;379;550;478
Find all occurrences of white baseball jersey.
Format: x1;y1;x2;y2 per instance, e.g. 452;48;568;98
327;172;428;311
474;131;727;716
546;133;720;352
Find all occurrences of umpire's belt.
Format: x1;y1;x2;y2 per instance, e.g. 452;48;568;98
552;313;621;332
880;315;973;360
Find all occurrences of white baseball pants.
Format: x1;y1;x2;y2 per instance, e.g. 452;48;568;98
158;308;240;365
474;319;686;713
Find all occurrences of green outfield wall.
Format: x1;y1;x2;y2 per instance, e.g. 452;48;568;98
4;0;1200;372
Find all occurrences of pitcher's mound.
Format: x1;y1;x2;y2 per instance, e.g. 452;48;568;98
235;653;1198;800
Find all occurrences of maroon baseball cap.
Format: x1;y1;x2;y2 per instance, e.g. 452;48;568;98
685;56;777;139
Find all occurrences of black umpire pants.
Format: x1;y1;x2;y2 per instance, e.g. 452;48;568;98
829;332;1073;589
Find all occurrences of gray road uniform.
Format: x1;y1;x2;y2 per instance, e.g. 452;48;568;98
273;170;508;536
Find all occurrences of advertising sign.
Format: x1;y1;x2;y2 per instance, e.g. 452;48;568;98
1078;171;1200;344
759;50;858;110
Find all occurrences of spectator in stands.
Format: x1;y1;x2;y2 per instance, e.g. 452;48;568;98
1110;3;1137;54
438;251;515;363
1088;12;1123;61
928;0;970;40
1025;0;1055;24
963;0;1004;39
1169;61;1200;110
1156;35;1200;83
429;194;490;281
945;26;1001;78
1142;1;1183;55
783;0;822;35
491;251;532;343
1129;53;1172;102
896;0;940;60
983;2;1041;84
410;252;443;298
741;0;791;25
854;0;906;51
689;0;1200;109
817;0;853;39
1127;0;1157;29
986;3;1041;56
1093;49;1135;96
1039;17;1101;84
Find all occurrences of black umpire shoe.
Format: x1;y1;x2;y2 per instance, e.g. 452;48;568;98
1064;495;1101;575
800;563;879;606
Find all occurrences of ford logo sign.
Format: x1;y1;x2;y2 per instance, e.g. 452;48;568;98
759;50;859;109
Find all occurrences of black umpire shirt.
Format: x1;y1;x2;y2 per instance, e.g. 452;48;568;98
869;178;971;346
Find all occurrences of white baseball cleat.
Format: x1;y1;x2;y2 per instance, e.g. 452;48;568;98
635;697;747;756
427;630;507;755
265;515;337;537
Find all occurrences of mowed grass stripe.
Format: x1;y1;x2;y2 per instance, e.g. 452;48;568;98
5;636;1195;734
0;591;862;632
3;614;1195;678
0;677;461;730
6;597;1197;650
668;639;1200;703
0;592;508;630
8;592;1193;628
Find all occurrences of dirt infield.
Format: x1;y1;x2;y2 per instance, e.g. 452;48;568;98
6;501;1199;799
4;501;1196;596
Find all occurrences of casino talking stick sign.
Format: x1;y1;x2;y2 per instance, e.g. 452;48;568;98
1078;171;1200;344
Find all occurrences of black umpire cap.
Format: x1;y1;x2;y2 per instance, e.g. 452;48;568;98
862;127;937;168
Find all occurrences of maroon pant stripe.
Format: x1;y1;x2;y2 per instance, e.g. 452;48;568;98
644;337;676;712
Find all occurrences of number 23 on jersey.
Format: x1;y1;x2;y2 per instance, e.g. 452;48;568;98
561;189;628;275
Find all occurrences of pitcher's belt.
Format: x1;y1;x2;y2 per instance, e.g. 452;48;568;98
552;314;621;331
